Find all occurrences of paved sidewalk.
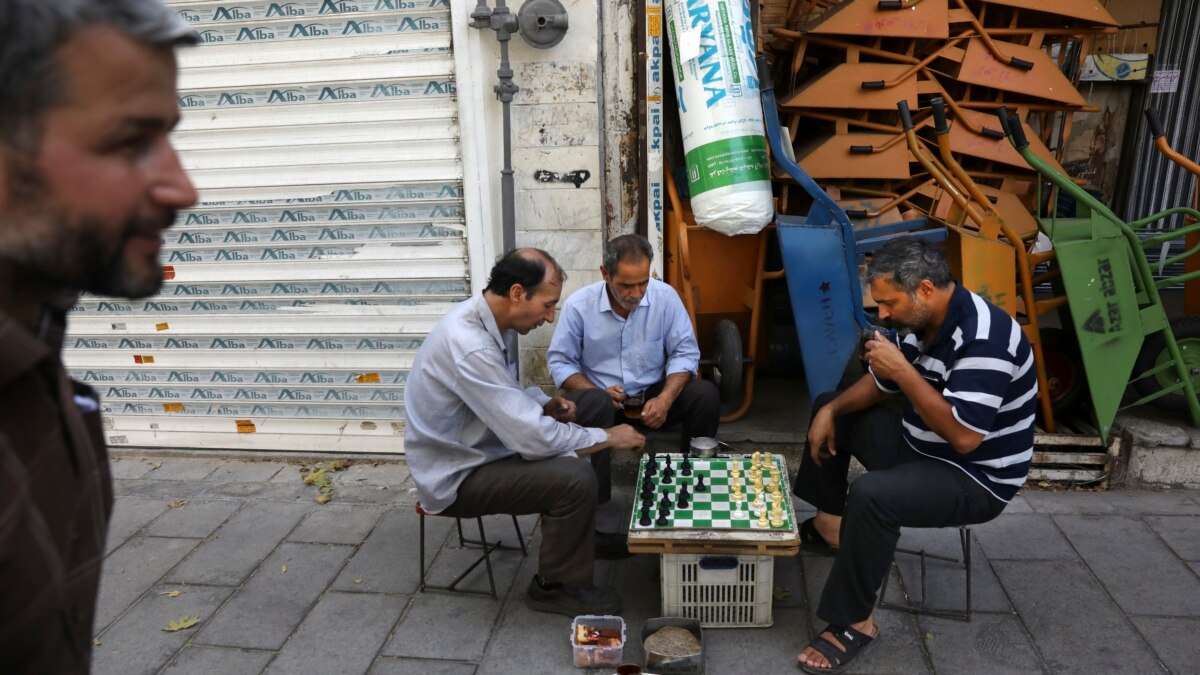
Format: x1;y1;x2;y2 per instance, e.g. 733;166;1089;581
94;453;1200;674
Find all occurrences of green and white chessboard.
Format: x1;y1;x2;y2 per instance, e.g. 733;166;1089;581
628;454;795;531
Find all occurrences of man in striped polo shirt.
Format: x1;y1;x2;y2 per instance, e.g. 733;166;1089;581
795;237;1036;674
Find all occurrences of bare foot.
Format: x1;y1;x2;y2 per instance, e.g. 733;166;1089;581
797;619;878;671
813;512;841;549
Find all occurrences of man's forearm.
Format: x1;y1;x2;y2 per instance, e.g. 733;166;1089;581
561;373;599;391
894;369;983;453
656;371;691;407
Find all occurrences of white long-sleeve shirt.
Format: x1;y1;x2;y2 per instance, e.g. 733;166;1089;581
403;294;607;513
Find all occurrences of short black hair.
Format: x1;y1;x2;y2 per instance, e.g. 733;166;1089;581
603;234;654;272
484;248;565;297
866;236;952;294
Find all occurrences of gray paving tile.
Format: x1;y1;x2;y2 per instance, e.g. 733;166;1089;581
95;537;200;630
369;658;477;675
704;607;814;672
109;457;162;480
270;464;313;484
993;559;1161;674
920;614;1042;674
327;484;410;505
1130;616;1200;675
92;584;232;675
1102;489;1200;516
1056;514;1200;616
422;514;531;597
1145;514;1200;561
161;646;273;675
999;494;1034;514
339;462;412;487
383;592;503;661
114;478;209;500
882;527;1011;614
288;503;386;545
972;513;1079;560
333;506;453;594
267;592;407;674
106;496;170;553
1022;490;1118;514
205;460;287;483
147;458;224;481
166;502;311;586
143;500;242;539
474;589;582;675
200;481;313;502
196;542;354;650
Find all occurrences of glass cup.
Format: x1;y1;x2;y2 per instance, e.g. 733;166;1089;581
623;392;645;419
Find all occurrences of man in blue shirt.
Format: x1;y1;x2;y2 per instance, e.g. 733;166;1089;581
548;234;719;555
405;248;646;617
794;238;1035;674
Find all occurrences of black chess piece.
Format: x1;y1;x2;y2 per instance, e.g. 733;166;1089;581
659;492;672;511
660;466;673;484
646;452;658;472
639;507;652;527
695;475;707;492
655;512;669;527
676;485;690;509
680;451;693;476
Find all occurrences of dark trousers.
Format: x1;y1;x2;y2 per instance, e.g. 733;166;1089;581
441;455;597;587
794;392;1007;626
567;378;720;503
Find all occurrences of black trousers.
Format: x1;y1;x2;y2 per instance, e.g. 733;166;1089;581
794;392;1007;626
442;455;597;587
567;378;720;503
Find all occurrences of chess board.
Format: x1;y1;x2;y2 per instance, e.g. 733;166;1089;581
628;454;796;531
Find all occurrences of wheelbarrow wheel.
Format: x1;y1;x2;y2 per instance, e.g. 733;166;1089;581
1039;327;1086;418
712;320;744;409
1133;316;1200;413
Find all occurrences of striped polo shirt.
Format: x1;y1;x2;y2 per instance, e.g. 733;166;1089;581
872;283;1036;502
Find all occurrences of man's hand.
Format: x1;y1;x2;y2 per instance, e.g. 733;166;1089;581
864;331;913;382
543;396;576;423
606;424;646;451
807;405;836;467
640;396;669;428
605;385;625;410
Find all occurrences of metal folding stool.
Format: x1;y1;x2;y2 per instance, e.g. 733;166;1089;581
878;526;972;622
415;502;528;599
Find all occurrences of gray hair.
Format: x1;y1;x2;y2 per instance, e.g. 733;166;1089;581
865;236;952;294
0;0;197;150
603;233;654;272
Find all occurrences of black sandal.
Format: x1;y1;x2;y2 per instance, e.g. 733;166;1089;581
800;518;838;556
797;623;880;674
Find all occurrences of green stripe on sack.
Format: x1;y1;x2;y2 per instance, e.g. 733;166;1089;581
684;135;769;196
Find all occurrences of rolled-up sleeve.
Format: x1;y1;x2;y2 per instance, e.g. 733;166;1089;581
547;301;585;388
662;290;700;376
454;350;605;459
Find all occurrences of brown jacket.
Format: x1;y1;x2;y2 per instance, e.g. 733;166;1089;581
0;306;113;674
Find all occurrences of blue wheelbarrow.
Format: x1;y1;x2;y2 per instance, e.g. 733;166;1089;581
757;56;945;402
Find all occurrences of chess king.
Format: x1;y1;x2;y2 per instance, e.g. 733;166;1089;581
548;234;720;558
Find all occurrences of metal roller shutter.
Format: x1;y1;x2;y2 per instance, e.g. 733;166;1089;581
64;0;468;453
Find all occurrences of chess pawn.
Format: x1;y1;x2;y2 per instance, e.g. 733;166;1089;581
757;509;768;528
770;510;784;528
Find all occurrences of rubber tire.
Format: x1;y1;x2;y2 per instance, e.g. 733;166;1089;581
712;320;744;408
1133;315;1200;413
1038;327;1086;418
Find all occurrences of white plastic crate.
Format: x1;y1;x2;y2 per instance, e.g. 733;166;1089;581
660;553;774;628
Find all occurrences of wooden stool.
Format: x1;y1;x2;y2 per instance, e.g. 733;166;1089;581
415;502;528;599
877;526;972;622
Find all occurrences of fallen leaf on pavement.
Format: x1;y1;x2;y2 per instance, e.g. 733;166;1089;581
163;616;201;632
281;564;288;573
353;578;363;584
168;499;187;509
327;459;351;472
316;492;332;505
149;462;162;470
158;591;182;598
772;586;792;601
93;638;101;646
925;632;935;641
303;468;328;487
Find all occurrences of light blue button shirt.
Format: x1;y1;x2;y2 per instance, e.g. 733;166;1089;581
404;294;607;513
547;278;700;394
